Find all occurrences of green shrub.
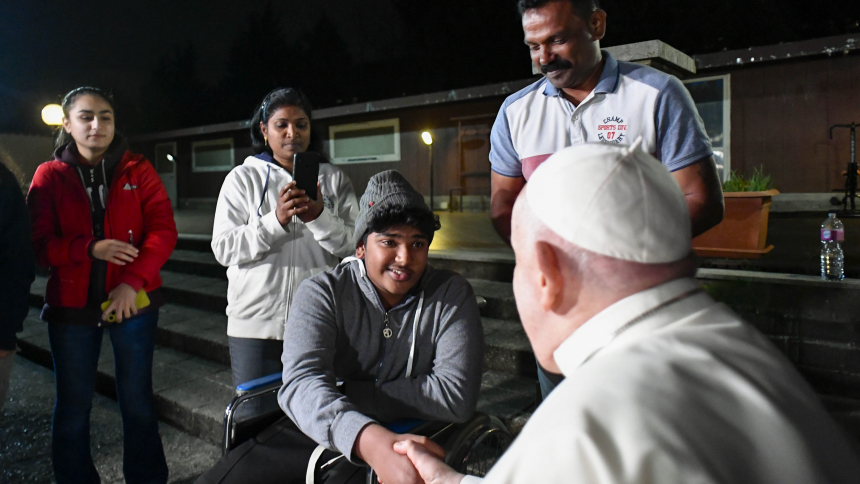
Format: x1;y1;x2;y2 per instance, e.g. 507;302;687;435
723;166;774;192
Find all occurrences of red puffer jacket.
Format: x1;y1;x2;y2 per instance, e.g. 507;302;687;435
28;149;177;308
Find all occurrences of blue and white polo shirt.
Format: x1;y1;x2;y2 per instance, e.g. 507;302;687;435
490;51;713;180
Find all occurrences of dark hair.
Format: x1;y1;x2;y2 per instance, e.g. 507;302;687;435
250;87;327;160
362;206;442;246
517;0;600;18
54;87;116;149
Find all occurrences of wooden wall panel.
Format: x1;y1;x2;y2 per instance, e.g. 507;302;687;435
727;53;860;192
828;58;860;193
316;98;503;199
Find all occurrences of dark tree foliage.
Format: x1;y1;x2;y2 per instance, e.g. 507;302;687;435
126;0;860;134
216;1;303;122
136;44;213;133
601;0;860;54
388;0;528;95
139;2;358;129
297;15;354;107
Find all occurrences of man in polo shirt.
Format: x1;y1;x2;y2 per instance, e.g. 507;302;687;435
491;0;725;397
490;0;724;243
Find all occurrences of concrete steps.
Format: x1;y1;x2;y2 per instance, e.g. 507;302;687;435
18;306;535;444
21;246;538;445
28;234;860;446
28;274;533;379
168;246;518;284
17;309;234;445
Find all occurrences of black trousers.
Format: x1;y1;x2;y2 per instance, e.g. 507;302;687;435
196;417;366;484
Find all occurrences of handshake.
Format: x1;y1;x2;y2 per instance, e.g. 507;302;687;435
357;424;469;484
391;438;466;484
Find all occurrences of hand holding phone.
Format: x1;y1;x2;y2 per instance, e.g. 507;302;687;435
292;152;321;201
101;287;150;323
275;152;324;225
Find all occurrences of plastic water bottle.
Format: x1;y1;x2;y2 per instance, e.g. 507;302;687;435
821;213;844;281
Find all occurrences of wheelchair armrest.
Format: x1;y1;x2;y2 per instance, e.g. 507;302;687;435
384;418;426;434
236;372;283;395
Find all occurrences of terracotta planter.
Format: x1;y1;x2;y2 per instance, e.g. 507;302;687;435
692;189;780;259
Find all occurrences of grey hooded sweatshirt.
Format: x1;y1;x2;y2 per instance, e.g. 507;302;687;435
278;258;484;461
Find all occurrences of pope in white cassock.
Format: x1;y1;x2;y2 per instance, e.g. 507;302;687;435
394;140;860;484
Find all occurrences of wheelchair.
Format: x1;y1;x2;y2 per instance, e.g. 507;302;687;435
223;373;514;482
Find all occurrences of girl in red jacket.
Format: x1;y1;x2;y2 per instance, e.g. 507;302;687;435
27;87;176;484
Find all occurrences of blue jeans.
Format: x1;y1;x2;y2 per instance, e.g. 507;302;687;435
48;311;168;484
228;336;284;388
228;336;284;420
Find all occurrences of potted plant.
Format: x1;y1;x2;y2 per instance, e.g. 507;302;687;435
692;167;779;259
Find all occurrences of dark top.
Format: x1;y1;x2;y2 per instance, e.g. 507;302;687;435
0;162;36;350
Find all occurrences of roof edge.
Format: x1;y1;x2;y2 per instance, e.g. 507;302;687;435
129;78;536;142
694;33;860;70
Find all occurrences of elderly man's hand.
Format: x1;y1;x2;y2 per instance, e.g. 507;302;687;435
393;439;465;484
356;424;447;484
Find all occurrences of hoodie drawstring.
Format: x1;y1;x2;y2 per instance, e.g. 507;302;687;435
75;161;108;212
405;291;424;379
256;164;271;217
339;257;423;378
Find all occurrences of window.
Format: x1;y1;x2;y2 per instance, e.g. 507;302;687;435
684;74;731;182
192;138;235;172
328;118;400;165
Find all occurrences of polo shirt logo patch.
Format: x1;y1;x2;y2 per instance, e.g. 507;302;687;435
597;116;627;144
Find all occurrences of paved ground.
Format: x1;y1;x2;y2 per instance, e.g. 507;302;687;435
0;356;220;484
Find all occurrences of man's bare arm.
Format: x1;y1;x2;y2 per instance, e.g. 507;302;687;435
490;172;526;245
672;156;724;237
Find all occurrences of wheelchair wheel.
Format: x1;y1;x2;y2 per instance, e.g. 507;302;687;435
444;414;513;477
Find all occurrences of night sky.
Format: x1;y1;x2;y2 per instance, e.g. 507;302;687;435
2;0;858;135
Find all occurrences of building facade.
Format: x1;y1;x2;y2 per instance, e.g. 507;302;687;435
129;35;860;210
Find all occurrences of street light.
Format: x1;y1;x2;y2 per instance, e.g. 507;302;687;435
422;131;434;211
41;104;63;126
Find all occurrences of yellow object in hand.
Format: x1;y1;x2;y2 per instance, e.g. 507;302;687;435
101;289;151;323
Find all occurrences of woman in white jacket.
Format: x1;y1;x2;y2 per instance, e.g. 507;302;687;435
211;88;358;387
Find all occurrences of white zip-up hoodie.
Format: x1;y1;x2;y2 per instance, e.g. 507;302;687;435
211;154;358;339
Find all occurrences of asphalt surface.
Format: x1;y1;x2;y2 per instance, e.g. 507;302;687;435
0;355;220;483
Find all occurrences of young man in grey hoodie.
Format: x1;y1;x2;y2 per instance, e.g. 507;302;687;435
198;170;484;484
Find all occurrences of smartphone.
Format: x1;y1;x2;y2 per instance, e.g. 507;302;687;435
293;152;321;201
101;289;151;323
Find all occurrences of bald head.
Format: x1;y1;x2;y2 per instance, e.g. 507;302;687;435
509;142;698;372
513;192;695;296
511;186;696;373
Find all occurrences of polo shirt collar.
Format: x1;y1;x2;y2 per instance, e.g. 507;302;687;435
542;50;620;98
553;277;701;375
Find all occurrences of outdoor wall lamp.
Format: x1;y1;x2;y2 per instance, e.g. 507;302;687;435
41;104;63;126
422;131;434;210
